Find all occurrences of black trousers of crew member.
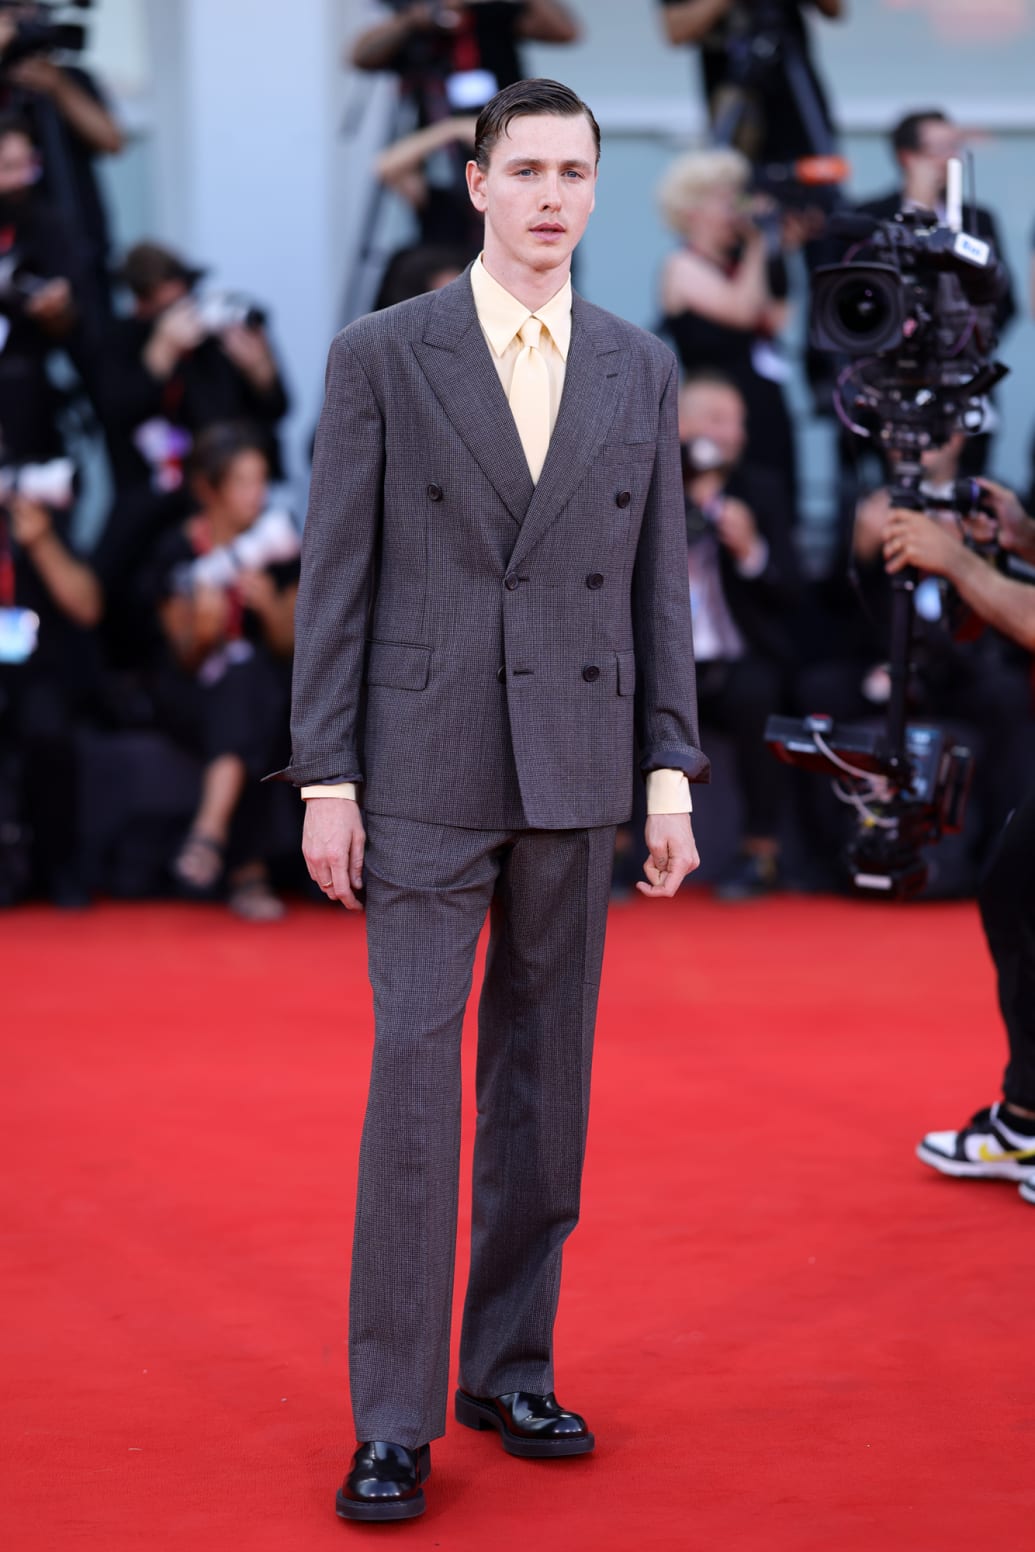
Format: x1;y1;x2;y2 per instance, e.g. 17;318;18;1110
978;784;1035;1111
696;655;784;841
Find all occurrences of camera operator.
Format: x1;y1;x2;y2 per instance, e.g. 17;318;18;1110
98;241;290;500
349;3;580;121
679;370;800;898
0;5;124;328
882;484;1035;1203
0;112;78;468
656;1;843;164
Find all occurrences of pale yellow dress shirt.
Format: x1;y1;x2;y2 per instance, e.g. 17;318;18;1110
303;256;691;816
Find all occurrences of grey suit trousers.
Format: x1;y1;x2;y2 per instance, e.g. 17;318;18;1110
348;813;616;1449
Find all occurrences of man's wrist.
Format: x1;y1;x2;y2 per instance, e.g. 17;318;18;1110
301;782;359;801
645;768;693;815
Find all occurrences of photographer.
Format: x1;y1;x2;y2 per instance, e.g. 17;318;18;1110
0;113;77;466
0;5;124;327
882;484;1035;1203
657;147;802;510
142;423;299;923
349;3;579;120
0;468;101;907
657;0;843;164
375;113;483;251
99;241;290;498
679;370;800;898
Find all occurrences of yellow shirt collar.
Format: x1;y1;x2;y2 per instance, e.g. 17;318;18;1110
470;254;572;362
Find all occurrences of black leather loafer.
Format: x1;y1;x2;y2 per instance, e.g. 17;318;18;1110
455;1389;594;1458
335;1440;431;1521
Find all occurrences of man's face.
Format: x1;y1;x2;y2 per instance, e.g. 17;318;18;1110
902;118;961;193
0;132;38;199
466;111;598;278
678;382;747;470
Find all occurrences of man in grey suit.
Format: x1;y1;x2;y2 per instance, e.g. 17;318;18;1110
277;79;708;1522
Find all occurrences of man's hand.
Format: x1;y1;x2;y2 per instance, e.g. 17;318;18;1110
219;322;278;392
883;506;964;579
7;56;64;98
716;495;763;568
303;797;366;911
637;814;700;899
9;494;52;550
25;277;73;327
976;479;1035;562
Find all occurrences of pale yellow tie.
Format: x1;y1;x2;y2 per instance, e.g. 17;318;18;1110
508;315;552;484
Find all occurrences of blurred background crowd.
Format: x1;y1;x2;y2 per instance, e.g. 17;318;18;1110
2;0;1035;917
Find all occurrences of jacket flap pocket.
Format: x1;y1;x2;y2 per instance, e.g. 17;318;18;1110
617;649;636;697
366;640;431;691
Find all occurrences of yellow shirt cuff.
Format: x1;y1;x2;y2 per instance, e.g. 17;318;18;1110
300;783;359;801
645;769;692;815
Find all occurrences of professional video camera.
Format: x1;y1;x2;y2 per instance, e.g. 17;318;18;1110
766;171;1010;898
0;0;92;68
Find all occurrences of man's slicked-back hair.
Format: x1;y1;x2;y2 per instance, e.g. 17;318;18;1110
474;78;601;172
891;109;950;157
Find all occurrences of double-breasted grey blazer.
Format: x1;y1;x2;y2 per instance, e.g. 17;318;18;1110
275;270;708;829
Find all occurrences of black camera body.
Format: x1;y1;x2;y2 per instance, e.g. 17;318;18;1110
810;209;1007;449
0;0;92;68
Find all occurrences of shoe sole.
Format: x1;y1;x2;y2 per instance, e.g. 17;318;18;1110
335;1448;430;1521
454;1391;595;1458
916;1142;1035;1182
335;1490;426;1521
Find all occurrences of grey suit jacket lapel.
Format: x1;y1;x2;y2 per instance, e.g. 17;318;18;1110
507;294;625;572
412;273;534;526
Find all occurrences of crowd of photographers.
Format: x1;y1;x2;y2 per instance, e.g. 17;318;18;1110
3;0;1035;918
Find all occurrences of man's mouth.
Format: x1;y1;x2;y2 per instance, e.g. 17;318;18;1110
531;222;565;237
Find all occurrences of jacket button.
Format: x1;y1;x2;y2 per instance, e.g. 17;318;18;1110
582;664;600;683
504;572;520;591
586;573;604;590
616;490;632;508
427;483;443;501
496;666;506;683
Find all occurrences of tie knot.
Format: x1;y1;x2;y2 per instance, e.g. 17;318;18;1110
519;315;544;351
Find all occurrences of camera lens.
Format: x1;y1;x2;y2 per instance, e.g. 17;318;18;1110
835;279;893;340
811;263;905;355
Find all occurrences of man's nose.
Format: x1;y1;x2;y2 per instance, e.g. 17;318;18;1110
539;177;563;209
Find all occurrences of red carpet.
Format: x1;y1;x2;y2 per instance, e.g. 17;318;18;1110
5;894;1034;1549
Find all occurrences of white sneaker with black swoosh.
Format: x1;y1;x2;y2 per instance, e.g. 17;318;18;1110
917;1103;1035;1182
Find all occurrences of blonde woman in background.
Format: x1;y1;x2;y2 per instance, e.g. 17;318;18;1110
657;147;799;512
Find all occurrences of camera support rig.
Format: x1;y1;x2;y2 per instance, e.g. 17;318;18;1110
766;162;1008;897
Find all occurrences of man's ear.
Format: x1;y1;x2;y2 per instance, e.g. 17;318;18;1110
466;158;488;213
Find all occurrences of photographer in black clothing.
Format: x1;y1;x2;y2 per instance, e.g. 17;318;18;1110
0;113;77;464
0;468;101;906
89;243;290;677
0;10;124;328
881;483;1035;1205
100;242;290;498
657;0;843;164
350;2;579;121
